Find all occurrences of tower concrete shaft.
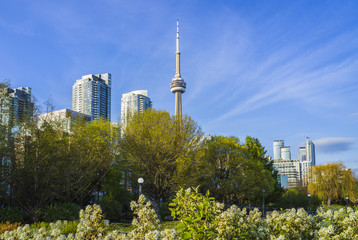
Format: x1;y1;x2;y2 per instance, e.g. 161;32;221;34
170;18;186;119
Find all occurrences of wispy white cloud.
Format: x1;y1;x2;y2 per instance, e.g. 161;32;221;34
199;24;358;125
314;137;356;153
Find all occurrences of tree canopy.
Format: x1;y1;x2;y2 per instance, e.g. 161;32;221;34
308;162;356;206
192;136;276;206
8;116;118;220
120;109;202;206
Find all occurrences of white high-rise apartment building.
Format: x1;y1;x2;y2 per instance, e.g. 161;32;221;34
273;140;284;160
272;140;300;188
298;138;316;186
121;90;152;131
272;159;301;188
72;73;111;121
281;146;291;160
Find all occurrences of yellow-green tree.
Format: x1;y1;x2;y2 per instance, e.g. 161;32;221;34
120;109;202;206
308;162;356;206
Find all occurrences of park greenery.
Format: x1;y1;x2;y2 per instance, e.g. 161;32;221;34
2;189;358;239
1;81;358;237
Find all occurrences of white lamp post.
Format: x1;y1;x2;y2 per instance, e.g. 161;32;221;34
138;178;144;196
308;194;311;212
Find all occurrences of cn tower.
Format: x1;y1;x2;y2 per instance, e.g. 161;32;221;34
170;18;186;119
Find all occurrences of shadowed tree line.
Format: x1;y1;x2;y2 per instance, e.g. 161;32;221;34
0;82;118;221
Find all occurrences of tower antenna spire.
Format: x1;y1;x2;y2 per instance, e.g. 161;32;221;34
170;18;186;119
176;18;180;53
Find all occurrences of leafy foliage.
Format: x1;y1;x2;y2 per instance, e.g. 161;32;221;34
169;187;223;239
60;221;78;235
279;188;320;210
2;190;358;239
120;109;202;206
308;163;356;206
43;203;80;222
8;117;118;221
0;208;24;223
193;136;276;206
0;222;22;234
97;163;133;221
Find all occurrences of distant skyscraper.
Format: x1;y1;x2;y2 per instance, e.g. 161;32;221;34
72;73;111;120
299;138;316;186
4;87;33;124
281;146;291;160
170;18;186;119
298;147;306;162
273;140;284;160
306;138;316;165
121;90;152;130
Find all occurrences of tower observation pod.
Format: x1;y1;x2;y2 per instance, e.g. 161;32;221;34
170;18;186;119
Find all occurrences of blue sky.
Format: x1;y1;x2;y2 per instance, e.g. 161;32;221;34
1;1;358;171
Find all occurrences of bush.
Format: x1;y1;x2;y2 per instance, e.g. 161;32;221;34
97;196;123;221
75;204;109;239
30;221;49;230
0;222;21;234
3;189;358;239
278;189;320;210
0;208;24;223
169;186;224;239
61;221;78;235
159;202;171;220
43;202;80;222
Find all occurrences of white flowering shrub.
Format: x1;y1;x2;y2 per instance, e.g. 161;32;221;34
2;191;358;240
126;194;162;239
75;204;109;239
265;208;317;239
0;220;69;239
315;207;358;239
215;206;268;239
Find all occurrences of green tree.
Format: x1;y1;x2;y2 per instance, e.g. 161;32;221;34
194;136;275;206
64;118;118;205
10;116;117;221
308;162;356;206
239;136;275;207
120;109;202;207
194;136;243;204
279;188;320;210
98;162;134;221
0;81;12;206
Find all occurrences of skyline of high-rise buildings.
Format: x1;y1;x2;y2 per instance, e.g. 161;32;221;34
272;138;316;188
72;73;111;121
